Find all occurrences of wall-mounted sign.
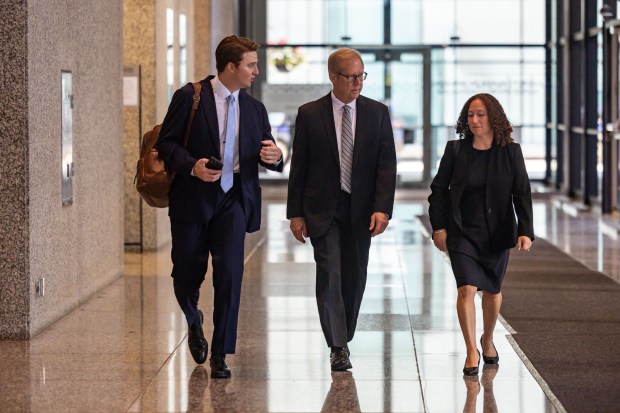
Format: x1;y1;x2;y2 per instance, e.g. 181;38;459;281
61;71;73;207
123;66;140;106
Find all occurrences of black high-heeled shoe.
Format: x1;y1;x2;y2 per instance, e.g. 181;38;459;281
463;349;480;376
480;336;499;364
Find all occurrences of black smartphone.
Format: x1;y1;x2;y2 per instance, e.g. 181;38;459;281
206;156;223;170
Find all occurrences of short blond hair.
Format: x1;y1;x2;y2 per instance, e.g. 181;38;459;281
328;48;364;75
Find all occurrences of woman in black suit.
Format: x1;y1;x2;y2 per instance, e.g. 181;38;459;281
428;93;534;376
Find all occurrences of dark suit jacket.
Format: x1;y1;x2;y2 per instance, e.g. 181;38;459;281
286;93;397;238
428;137;535;252
156;76;283;232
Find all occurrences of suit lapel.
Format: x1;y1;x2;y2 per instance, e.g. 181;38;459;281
352;97;369;170
486;141;501;203
238;91;252;159
318;94;340;166
452;138;473;203
201;77;221;153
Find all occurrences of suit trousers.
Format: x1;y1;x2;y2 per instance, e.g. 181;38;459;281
310;190;372;348
170;175;246;355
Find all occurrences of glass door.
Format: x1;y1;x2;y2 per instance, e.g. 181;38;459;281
388;50;432;186
614;29;620;210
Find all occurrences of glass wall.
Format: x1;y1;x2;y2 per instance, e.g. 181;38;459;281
261;0;546;183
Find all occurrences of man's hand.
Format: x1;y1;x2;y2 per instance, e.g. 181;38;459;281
290;217;307;243
193;158;222;182
432;230;447;252
260;140;283;164
517;236;532;252
369;212;389;237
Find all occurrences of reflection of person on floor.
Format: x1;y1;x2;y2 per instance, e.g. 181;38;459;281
462;365;499;413
321;372;361;413
462;375;480;413
186;365;208;413
428;93;534;376
208;379;238;413
481;364;499;412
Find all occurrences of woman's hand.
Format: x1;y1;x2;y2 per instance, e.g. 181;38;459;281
517;236;532;252
433;230;448;252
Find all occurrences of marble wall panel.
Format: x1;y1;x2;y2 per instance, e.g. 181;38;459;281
0;0;29;339
25;0;124;337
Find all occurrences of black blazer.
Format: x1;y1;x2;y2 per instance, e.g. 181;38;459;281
287;93;397;238
428;137;535;251
156;76;283;232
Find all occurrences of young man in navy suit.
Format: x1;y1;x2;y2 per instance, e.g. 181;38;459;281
156;36;283;378
287;48;397;371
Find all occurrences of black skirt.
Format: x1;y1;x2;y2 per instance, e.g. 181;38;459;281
449;242;510;294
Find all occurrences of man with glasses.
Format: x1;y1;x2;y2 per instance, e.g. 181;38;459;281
287;48;397;371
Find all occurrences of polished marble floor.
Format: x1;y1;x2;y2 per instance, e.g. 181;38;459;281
2;187;619;412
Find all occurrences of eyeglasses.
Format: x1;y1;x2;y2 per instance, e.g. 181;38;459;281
337;72;367;82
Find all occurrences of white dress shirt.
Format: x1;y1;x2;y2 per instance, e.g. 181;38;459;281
330;92;357;165
211;77;240;172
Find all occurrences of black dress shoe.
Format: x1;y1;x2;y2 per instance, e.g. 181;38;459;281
480;336;499;364
463;350;480;376
210;355;231;379
332;345;351;357
330;347;352;371
188;310;208;364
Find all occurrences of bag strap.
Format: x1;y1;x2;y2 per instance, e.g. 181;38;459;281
182;82;202;147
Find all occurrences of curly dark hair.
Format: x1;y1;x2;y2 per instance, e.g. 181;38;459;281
455;93;513;146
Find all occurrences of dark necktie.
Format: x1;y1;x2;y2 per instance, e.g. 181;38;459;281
340;104;353;193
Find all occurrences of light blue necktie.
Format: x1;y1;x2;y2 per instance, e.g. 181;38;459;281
221;94;236;192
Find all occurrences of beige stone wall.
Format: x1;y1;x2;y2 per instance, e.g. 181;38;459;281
26;0;125;337
194;0;211;78
0;0;125;338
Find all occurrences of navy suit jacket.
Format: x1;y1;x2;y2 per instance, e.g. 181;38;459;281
286;93;397;238
428;137;535;252
156;76;283;232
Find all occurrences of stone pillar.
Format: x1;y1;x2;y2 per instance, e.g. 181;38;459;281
0;0;29;338
124;0;163;251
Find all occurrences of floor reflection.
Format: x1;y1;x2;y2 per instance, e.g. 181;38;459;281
462;365;499;413
208;379;237;413
462;375;480;413
480;365;499;413
186;366;209;413
321;372;361;413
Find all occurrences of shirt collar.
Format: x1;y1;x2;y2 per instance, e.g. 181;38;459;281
212;76;240;101
330;92;356;112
